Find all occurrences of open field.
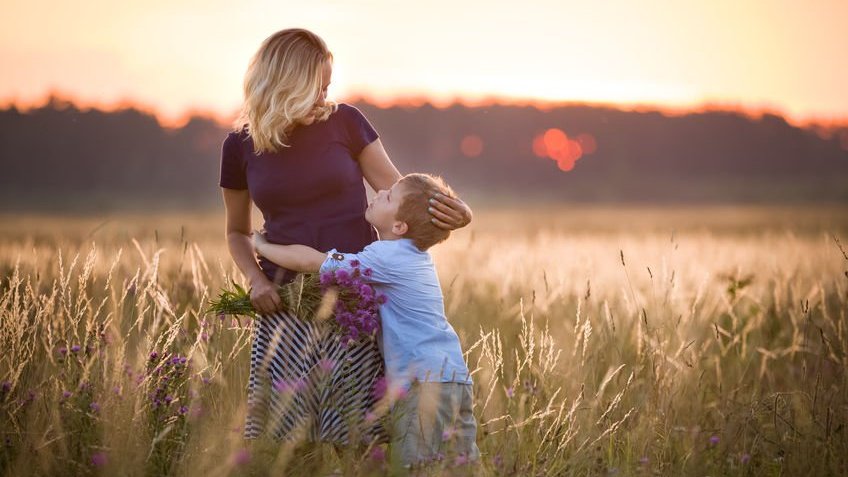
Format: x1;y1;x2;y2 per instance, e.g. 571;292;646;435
1;205;847;476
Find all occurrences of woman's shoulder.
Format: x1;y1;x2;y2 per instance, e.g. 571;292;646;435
333;102;368;120
224;126;250;143
222;127;253;154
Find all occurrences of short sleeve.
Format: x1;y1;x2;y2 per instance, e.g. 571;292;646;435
340;104;379;158
219;133;247;190
319;244;391;284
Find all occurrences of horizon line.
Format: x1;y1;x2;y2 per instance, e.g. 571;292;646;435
2;91;847;131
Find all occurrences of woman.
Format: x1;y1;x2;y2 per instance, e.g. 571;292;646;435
220;29;472;444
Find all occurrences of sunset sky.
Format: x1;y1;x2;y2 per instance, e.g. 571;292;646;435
3;0;847;126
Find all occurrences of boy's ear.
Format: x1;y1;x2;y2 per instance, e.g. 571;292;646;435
392;220;409;236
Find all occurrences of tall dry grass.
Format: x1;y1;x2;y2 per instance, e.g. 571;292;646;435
1;206;846;476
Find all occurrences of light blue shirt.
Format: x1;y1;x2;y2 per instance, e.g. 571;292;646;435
320;238;471;389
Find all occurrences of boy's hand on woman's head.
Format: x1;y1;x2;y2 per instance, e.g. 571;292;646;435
428;194;473;231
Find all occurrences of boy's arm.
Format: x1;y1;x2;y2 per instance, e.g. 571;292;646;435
252;232;325;273
319;242;392;284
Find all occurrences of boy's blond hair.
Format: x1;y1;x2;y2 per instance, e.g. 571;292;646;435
396;173;457;251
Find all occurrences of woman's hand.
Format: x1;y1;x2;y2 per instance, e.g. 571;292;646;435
428;193;473;230
223;188;282;314
249;275;282;315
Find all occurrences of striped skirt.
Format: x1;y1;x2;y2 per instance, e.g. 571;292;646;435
245;310;386;444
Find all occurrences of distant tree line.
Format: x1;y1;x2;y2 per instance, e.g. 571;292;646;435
0;97;846;211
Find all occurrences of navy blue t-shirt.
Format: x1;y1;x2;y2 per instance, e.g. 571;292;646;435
220;103;380;284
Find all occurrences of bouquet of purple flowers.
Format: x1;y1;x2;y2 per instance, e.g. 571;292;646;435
208;263;385;346
320;260;386;345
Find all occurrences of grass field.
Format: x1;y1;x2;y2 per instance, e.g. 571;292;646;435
1;205;847;476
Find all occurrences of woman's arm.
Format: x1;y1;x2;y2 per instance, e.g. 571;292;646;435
358;138;401;191
222;188;282;314
359;139;474;230
253;233;326;273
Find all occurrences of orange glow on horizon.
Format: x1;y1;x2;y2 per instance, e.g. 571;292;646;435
5;91;848;135
0;92;234;129
3;1;848;130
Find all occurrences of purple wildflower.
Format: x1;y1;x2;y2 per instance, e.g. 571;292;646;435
369;446;385;462
149;351;158;361
358;283;374;298
505;387;514;398
741;453;751;464
393;385;408;400
62;390;72;400
441;426;456;440
1;381;10;394
91;451;108;467
318;358;336;373
335;269;350;283
233;448;251;466
493;454;503;467
454;453;469;466
90;402;100;413
58;346;67;356
70;345;81;353
273;378;305;394
179;406;189;415
349;259;360;267
639;456;649;465
372;377;387;401
709;435;720;446
321;263;383;345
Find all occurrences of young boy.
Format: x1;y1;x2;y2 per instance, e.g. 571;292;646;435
252;173;479;466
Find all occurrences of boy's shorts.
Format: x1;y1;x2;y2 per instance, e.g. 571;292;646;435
390;381;480;466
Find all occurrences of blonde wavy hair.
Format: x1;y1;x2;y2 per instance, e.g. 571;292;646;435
236;29;337;153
